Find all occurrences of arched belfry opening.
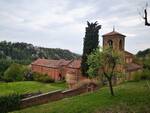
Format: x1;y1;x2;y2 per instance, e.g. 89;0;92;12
119;40;122;50
108;40;113;48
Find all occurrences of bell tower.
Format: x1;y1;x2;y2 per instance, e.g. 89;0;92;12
102;29;126;51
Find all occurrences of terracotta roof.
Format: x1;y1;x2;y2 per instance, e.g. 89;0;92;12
124;51;134;58
125;63;142;72
67;60;81;69
124;51;133;56
102;31;125;37
31;58;71;68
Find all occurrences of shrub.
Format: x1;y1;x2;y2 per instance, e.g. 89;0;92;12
0;94;21;113
132;69;150;81
142;69;150;80
132;71;142;81
0;59;12;81
24;71;33;81
32;72;54;83
3;63;28;82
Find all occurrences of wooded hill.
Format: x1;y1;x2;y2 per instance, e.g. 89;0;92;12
136;48;150;58
0;41;80;64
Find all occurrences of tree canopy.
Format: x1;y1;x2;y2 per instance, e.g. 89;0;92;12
81;21;101;77
87;47;124;96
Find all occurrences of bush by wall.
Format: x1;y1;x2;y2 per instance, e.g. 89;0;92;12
132;69;150;81
0;94;21;113
32;72;54;83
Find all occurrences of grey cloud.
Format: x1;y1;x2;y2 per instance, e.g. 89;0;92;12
0;0;149;54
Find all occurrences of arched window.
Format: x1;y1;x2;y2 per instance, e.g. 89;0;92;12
119;40;122;50
108;40;113;48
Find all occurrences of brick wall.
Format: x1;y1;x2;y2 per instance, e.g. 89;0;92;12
20;85;99;109
20;90;63;108
31;64;61;80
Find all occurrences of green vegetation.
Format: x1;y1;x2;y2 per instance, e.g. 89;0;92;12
0;94;21;113
12;81;150;113
136;48;150;58
87;47;123;96
0;41;80;65
3;63;29;82
0;81;66;96
136;48;150;69
0;59;12;80
81;21;101;77
32;72;54;83
132;69;150;81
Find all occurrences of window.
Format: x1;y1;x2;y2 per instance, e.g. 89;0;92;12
119;40;122;50
108;40;113;48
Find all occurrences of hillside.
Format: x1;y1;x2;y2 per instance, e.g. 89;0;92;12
136;48;150;69
0;41;80;64
136;48;150;58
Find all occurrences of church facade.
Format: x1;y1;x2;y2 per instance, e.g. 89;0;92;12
102;30;142;81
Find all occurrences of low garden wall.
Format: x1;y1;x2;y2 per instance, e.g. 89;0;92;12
20;84;99;109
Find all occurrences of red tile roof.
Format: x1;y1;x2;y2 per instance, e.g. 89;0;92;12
125;63;142;72
102;31;125;37
67;60;81;69
31;58;71;68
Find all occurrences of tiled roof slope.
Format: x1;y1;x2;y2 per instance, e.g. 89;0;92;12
125;63;142;72
67;60;81;69
102;31;125;37
31;58;71;68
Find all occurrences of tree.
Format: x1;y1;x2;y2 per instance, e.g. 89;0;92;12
0;59;12;80
81;21;101;77
3;63;28;82
143;4;150;26
87;47;123;96
140;3;150;26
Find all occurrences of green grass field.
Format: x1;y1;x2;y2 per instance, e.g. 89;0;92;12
12;80;150;113
0;81;67;96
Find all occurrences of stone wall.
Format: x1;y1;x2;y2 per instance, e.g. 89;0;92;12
20;84;99;109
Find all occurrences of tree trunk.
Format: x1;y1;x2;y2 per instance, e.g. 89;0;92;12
108;79;114;96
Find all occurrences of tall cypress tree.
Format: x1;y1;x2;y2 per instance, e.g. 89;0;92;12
81;21;101;77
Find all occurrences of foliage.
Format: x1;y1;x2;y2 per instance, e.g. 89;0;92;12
136;48;150;58
132;69;150;81
32;72;54;83
0;41;80;65
0;94;21;113
12;81;150;113
81;21;101;77
3;63;28;82
0;59;12;80
87;47;124;95
136;48;150;69
0;81;66;96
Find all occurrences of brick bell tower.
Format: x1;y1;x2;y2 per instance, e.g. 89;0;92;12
102;28;126;51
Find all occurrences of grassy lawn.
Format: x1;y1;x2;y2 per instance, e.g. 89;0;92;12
12;80;150;113
0;81;67;96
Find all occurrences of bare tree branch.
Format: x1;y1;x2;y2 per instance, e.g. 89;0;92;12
143;3;150;26
144;8;150;26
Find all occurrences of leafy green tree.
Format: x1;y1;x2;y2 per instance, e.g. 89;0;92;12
87;47;123;96
3;63;28;82
0;59;12;80
81;21;101;77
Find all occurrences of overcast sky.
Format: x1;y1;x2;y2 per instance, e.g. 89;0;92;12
0;0;150;54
